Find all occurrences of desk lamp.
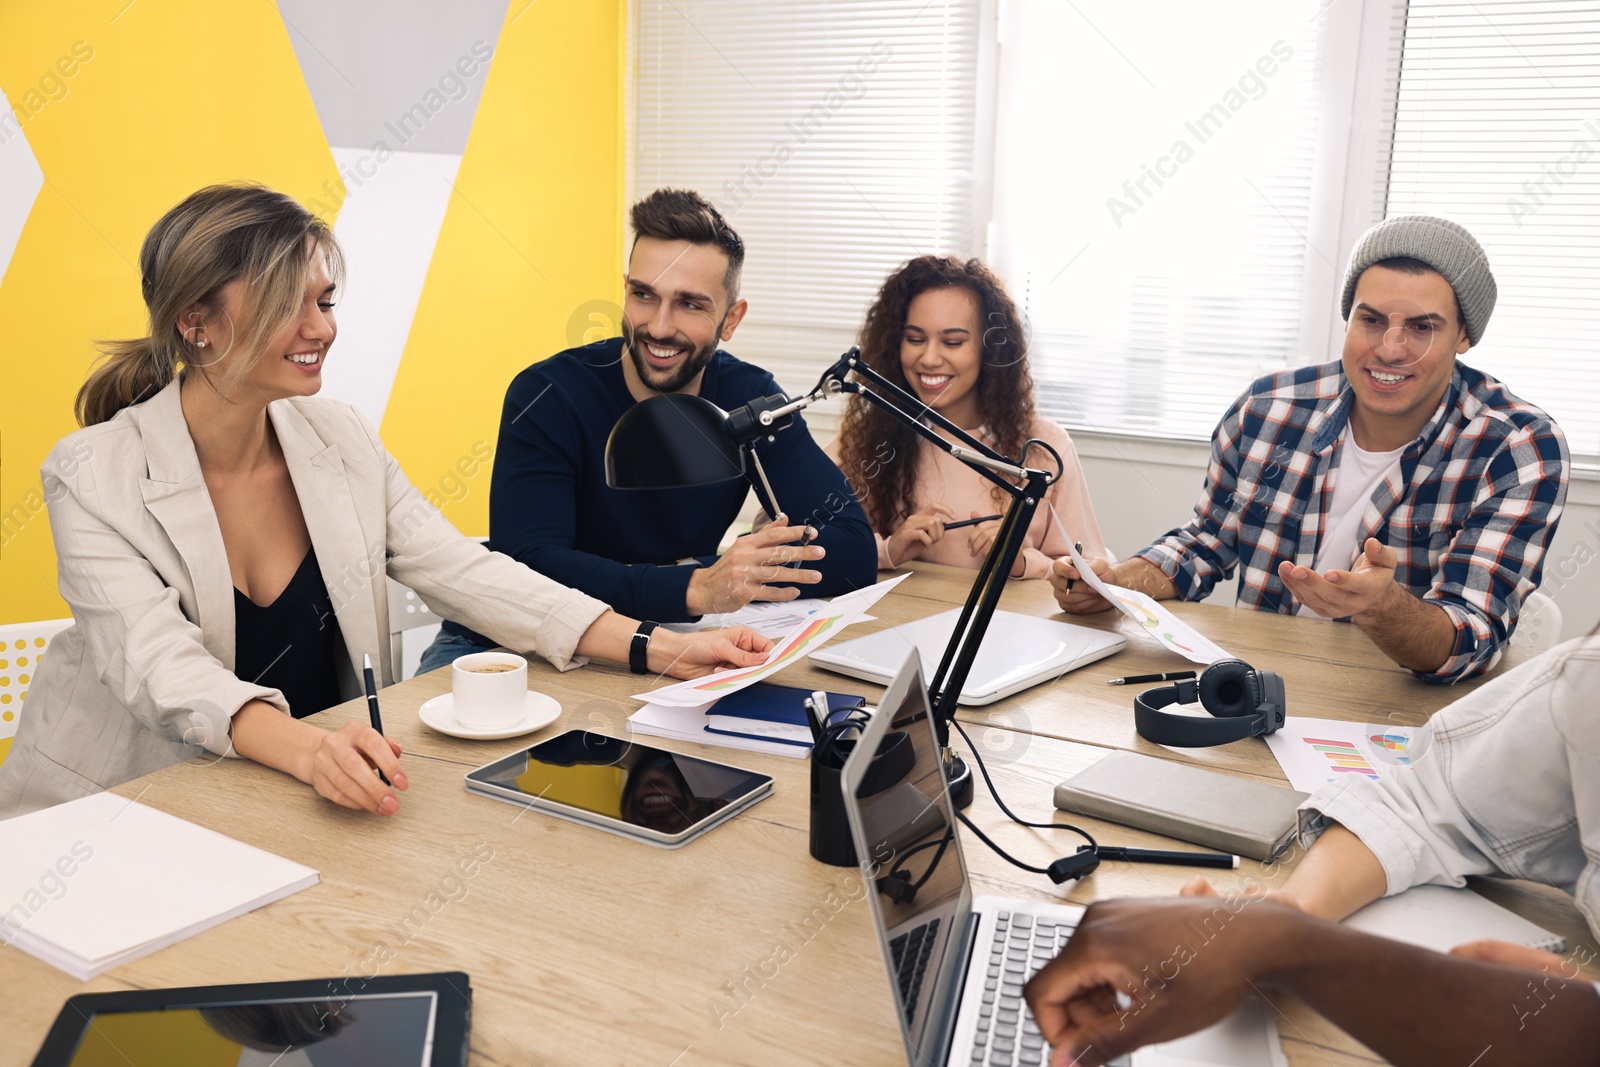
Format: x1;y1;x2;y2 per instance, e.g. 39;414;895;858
605;347;1058;809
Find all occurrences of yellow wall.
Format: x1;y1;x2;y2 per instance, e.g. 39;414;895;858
0;1;626;628
382;2;627;514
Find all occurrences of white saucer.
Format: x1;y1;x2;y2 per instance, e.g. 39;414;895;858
418;691;561;740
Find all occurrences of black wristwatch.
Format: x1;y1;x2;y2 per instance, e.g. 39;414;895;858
629;620;660;674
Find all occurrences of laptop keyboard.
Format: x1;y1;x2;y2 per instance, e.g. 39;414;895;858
968;910;1129;1067
889;916;941;1014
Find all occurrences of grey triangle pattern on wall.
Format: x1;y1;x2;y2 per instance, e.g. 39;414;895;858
275;0;507;155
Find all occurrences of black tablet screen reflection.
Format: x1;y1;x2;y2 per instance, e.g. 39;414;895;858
64;992;433;1066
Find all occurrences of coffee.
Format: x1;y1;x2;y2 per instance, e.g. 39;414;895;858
465;664;517;673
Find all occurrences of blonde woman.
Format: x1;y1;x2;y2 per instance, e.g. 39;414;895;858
0;184;768;820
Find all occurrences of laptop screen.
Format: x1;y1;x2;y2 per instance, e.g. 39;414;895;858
849;656;968;1061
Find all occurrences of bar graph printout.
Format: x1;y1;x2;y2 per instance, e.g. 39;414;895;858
1265;716;1435;793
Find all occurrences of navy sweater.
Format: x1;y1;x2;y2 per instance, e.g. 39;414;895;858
441;339;877;635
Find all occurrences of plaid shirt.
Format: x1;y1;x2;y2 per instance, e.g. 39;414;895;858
1137;360;1568;684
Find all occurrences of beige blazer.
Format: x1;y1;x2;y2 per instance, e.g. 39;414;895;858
0;378;609;818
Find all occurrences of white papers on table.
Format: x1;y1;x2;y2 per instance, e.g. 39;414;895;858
1263;715;1434;794
1136;995;1289;1067
1060;538;1231;665
1343;885;1564;954
636;575;909;707
628;701;806;758
0;792;318;979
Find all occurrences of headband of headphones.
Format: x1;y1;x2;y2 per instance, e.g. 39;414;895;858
1133;659;1287;748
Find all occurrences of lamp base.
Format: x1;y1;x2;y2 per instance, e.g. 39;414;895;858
945;752;975;810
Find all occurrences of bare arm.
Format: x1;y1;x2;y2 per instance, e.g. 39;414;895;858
1026;897;1600;1067
1051;556;1178;614
1352;581;1457;673
1279;539;1455;673
573;610;772;679
229;700;406;815
1273;824;1390;919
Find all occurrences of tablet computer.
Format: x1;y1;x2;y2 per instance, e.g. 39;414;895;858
465;730;773;848
29;971;470;1066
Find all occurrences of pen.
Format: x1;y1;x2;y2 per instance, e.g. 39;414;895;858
1068;541;1084;594
1096;846;1237;869
945;513;1003;531
1106;671;1198;686
362;653;390;786
803;690;828;747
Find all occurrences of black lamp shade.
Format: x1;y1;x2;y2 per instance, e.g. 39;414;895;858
605;393;745;489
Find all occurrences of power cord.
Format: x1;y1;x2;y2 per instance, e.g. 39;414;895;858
948;718;1101;884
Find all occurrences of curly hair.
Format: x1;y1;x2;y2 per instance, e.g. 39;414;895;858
836;256;1037;533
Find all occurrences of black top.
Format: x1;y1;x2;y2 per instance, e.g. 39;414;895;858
234;546;342;719
440;338;877;634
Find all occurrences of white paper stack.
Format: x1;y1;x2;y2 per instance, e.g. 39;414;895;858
0;792;319;979
1343;884;1565;953
627;700;805;758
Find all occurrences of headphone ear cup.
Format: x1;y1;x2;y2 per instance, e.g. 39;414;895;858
1198;659;1257;717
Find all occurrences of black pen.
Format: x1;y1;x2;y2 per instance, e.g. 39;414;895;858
945;513;1003;530
1097;846;1237;869
1106;671;1198;686
1068;541;1084;594
361;653;390;786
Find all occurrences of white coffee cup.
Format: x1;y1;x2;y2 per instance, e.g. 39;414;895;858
450;652;528;728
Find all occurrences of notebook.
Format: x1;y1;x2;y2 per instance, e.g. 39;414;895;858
839;651;1283;1067
627;684;862;757
0;792;318;979
703;682;864;747
1054;750;1307;861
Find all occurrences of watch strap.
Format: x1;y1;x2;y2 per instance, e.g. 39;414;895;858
629;620;660;675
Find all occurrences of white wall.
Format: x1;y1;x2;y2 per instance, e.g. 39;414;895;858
1073;432;1600;642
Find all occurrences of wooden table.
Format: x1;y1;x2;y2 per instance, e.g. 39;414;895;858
1;562;1590;1066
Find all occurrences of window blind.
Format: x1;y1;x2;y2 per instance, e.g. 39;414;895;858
989;1;1331;442
1384;0;1600;460
631;0;985;405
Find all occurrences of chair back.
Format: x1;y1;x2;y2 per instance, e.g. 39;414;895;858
0;618;74;766
1517;591;1564;651
387;579;445;681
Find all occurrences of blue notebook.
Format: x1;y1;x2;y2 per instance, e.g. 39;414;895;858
704;683;866;748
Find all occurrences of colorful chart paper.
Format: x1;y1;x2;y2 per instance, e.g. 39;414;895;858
641;574;911;705
1057;533;1232;665
1299;737;1380;780
1265;716;1434;793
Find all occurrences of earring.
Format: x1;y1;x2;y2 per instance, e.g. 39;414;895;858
196;340;207;349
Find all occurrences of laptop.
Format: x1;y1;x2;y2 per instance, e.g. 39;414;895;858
838;651;1285;1067
811;608;1125;705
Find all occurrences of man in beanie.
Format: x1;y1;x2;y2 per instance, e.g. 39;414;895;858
1052;215;1568;683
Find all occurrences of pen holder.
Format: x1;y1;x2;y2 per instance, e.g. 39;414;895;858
809;728;914;867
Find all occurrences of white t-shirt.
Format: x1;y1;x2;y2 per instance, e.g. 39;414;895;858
1296;430;1404;617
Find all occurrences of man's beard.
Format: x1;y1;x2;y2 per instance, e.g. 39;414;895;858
623;320;723;395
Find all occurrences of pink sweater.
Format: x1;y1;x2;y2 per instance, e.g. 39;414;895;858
824;417;1111;580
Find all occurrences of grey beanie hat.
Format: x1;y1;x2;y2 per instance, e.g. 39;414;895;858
1339;215;1497;346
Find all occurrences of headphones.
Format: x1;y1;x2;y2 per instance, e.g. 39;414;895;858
1133;659;1287;747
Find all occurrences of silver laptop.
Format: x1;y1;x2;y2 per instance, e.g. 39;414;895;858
811;608;1125;706
839;652;1283;1067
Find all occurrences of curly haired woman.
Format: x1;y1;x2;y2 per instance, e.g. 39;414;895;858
828;256;1109;579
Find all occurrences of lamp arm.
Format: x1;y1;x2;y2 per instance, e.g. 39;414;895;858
822;348;1031;478
811;350;1059;791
